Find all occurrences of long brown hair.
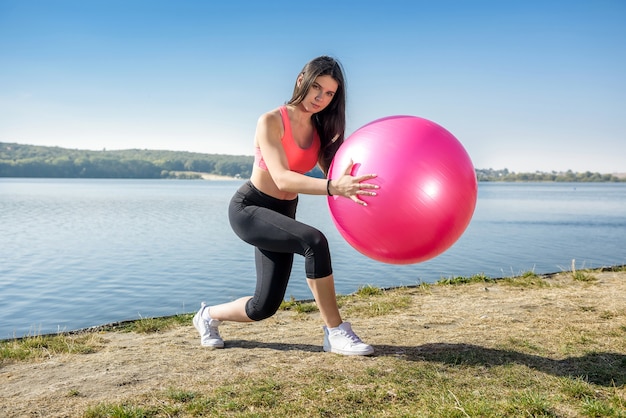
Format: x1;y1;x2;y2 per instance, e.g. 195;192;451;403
286;56;346;176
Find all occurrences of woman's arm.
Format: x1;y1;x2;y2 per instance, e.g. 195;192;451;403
256;111;378;204
256;111;324;194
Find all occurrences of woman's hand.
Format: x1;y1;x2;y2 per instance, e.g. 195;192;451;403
329;161;379;206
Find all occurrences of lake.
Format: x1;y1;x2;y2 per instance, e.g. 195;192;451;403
1;178;625;339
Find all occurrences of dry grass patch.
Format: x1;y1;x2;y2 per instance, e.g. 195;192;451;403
0;332;105;362
1;268;625;417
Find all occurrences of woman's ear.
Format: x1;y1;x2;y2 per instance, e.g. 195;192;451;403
296;73;304;87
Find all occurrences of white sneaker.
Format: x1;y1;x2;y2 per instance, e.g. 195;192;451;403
323;322;374;356
193;302;224;348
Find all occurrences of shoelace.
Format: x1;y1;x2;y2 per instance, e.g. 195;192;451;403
337;328;362;344
206;320;221;339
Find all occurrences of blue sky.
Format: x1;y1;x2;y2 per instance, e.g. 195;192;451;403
1;0;624;173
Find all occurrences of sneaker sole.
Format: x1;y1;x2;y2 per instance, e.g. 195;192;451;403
323;345;374;356
200;341;225;349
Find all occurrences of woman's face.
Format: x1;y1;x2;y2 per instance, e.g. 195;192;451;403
300;75;338;113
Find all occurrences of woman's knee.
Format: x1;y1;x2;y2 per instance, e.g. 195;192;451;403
245;297;282;321
304;229;329;255
303;230;332;279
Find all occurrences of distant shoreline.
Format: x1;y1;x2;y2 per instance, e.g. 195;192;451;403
2;142;625;181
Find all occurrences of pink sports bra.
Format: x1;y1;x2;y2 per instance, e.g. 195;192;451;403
254;106;320;174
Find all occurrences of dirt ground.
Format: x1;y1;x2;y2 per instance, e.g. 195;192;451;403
1;270;625;417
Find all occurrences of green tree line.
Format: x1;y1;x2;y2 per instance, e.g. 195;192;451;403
0;143;254;179
475;168;624;182
1;142;623;181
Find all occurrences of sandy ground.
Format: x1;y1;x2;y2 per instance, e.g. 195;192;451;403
1;270;625;417
199;173;241;180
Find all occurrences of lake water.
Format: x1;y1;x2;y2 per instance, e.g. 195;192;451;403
1;178;625;339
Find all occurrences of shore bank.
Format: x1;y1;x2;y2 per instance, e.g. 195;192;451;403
1;268;625;417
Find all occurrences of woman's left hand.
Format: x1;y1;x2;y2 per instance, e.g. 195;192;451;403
329;161;379;206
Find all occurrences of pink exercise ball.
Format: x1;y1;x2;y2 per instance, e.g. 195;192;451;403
327;115;477;264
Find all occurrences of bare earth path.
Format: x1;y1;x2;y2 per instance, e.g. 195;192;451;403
1;270;625;417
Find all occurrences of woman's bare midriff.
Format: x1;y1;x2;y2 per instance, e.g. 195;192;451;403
250;166;299;201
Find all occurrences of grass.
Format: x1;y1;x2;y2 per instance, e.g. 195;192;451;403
341;284;413;318
279;296;319;314
0;314;192;362
113;314;194;334
0;332;104;362
3;267;625;417
278;284;415;318
570;258;599;282
436;272;495;286
81;360;625;417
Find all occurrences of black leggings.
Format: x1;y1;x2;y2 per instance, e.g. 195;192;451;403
228;181;332;321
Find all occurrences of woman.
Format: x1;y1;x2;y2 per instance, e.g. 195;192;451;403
193;56;379;356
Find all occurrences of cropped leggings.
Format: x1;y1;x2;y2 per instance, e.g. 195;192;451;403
228;181;333;321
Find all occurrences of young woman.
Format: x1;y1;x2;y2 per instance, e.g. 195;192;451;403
193;56;379;356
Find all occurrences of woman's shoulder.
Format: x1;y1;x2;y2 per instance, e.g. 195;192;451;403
258;106;285;124
256;107;285;141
